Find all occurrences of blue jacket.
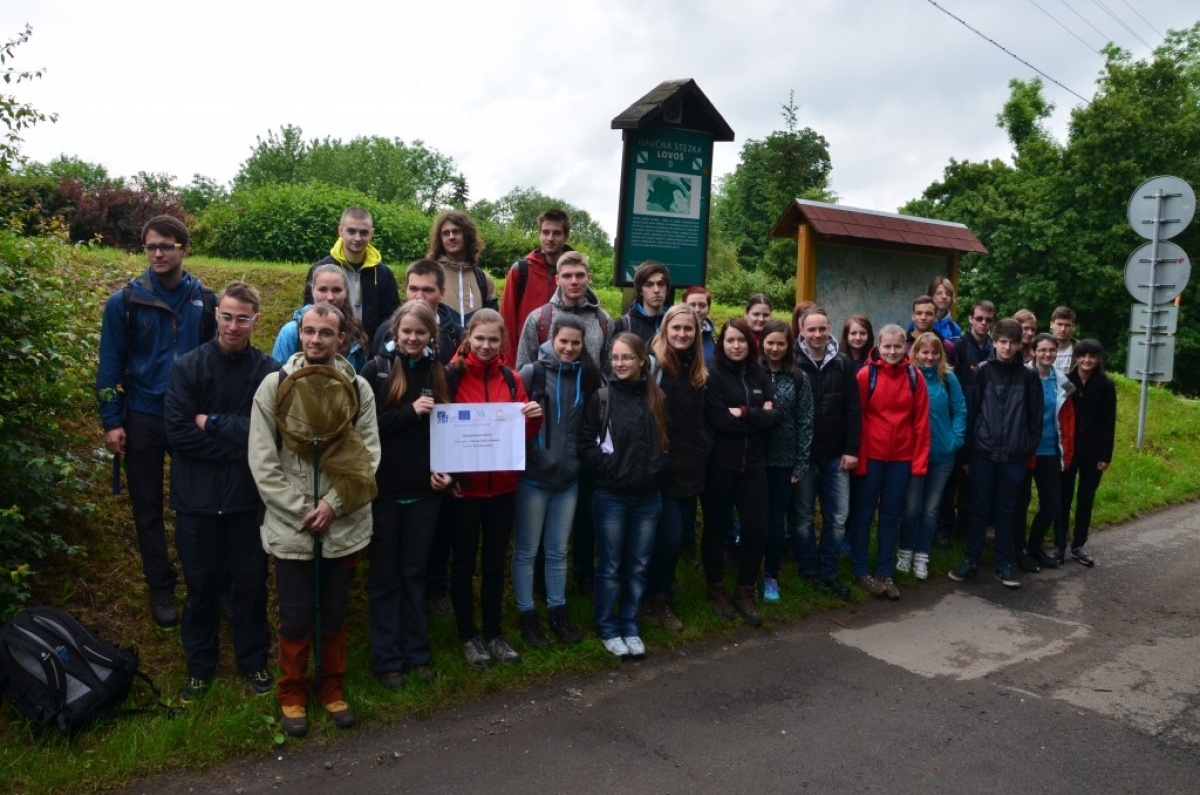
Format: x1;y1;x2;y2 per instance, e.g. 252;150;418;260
96;269;214;429
273;304;367;373
920;366;966;464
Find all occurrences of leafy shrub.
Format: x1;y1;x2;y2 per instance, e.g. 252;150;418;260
0;226;94;617
707;259;794;309
59;177;189;250
0;174;75;235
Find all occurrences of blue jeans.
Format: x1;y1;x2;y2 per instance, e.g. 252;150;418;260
593;488;661;640
966;457;1026;569
512;479;578;612
646;493;693;599
764;467;794;579
900;460;956;555
793;457;850;582
848;459;911;578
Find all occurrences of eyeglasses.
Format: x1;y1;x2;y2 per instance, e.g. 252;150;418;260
217;313;258;327
144;243;183;253
300;328;340;339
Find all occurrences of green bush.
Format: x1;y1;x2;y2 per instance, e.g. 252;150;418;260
0;226;94;617
0;174;76;235
707;260;794;309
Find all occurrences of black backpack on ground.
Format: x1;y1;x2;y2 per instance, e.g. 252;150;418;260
0;606;162;734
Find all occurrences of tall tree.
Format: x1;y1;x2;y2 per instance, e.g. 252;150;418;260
0;25;56;174
472;186;613;256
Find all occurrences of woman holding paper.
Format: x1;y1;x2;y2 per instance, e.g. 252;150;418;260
578;332;670;660
445;309;542;669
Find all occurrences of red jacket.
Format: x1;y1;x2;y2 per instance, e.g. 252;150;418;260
500;249;559;364
449;349;542;497
854;349;931;477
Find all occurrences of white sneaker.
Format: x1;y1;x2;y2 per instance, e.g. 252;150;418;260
913;552;929;580
896;549;914;574
623;636;646;659
601;637;629;658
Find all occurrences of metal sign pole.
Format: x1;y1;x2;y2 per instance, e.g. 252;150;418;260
1136;189;1164;451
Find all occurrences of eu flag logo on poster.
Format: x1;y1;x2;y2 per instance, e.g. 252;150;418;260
458;410;472;421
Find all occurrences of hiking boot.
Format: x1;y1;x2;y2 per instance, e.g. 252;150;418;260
1072;546;1095;567
486;636;522;665
426;597;451;617
150;590;178;628
623;636;646;659
948;559;978;582
463;636;493;669
995;564;1021;589
246;668;274;696
879;576;901;601
602;637;629;658
707;583;735;621
731;585;763;627
657;600;684;632
324;699;356;729
377;671;406;691
855;574;887;598
1031;548;1059;569
896;549;914;574
179;676;210;704
913;552;930;581
518;609;550;649
1017;552;1041;573
763;576;781;602
406;664;436;683
547;605;583;644
281;704;308;737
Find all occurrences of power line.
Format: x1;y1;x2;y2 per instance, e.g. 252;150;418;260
1058;0;1110;43
1120;0;1163;39
924;0;1092;104
1026;0;1101;53
1090;0;1153;49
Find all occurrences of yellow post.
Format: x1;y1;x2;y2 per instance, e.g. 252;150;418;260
796;222;817;306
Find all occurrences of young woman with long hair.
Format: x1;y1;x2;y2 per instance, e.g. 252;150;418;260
579;332;670;659
759;319;813;601
511;314;602;648
896;333;965;580
274;263;369;371
1013;309;1038;365
744;293;773;344
701;317;781;626
362;301;453;689
446;309;542;668
643;304;713;632
682;286;716;366
840;313;874;374
927;276;962;340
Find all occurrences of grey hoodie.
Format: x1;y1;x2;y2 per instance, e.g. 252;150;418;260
515;286;613;371
518;341;590;491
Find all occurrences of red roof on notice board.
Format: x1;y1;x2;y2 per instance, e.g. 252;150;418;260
771;199;988;254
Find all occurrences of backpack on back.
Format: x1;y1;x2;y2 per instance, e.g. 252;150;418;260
0;606;158;734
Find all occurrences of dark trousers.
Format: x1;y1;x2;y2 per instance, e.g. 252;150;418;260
175;511;268;679
424;500;454;600
646;493;693;598
764;467;794;579
966;457;1025;568
701;467;768;587
274;554;356;706
1057;459;1105;550
450;494;515;641
1025;455;1062;552
572;469;596;583
124;411;177;593
369;496;441;674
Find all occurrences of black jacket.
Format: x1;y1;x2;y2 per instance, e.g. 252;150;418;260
361;351;440;501
705;359;782;475
967;355;1043;463
659;352;715;498
165;340;281;515
795;342;862;461
578;376;669;495
372;301;464;366
1069;370;1117;464
306;256;401;353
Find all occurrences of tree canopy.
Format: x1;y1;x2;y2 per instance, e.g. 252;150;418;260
471;186;613;256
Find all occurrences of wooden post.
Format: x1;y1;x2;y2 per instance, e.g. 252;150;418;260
796;222;817;305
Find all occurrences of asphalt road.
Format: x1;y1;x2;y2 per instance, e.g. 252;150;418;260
143;503;1200;794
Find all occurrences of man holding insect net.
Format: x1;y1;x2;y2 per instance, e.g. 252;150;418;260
249;302;380;738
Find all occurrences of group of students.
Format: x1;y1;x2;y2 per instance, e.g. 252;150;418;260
98;207;1117;738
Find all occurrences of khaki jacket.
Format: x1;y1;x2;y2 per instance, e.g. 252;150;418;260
249;353;380;560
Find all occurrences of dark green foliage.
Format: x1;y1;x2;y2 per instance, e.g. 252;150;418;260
17;154;109;190
0;228;92;617
0;173;76;234
59;177;189;250
471;186;614;257
178;174;229;215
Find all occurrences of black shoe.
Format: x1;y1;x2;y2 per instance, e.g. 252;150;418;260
377;671;406;691
1031;548;1059;569
180;676;210;704
150;591;178;628
246;668;274;695
406;664;436;683
547;605;583;644
948;559;978;582
816;577;851;600
995;564;1021;589
1071;546;1095;567
426;596;451;617
1055;547;1066;566
1017;552;1041;573
518;609;551;649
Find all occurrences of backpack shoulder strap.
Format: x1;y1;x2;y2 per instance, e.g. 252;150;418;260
867;362;878;402
198;284;218;342
906;363;919;393
513;258;530;308
597;386;611;439
500;365;517;401
598;311;610;341
445;366;464;400
529;361;548;403
474;266;489;305
536;304;553;344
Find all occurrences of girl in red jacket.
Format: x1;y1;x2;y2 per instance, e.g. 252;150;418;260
446;309;542;669
847;324;930;601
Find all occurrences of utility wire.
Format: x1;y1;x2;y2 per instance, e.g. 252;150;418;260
1058;0;1110;43
924;0;1091;104
1026;0;1101;53
1120;0;1163;39
1090;0;1153;49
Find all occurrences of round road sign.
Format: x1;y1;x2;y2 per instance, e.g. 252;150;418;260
1124;241;1191;304
1128;176;1195;241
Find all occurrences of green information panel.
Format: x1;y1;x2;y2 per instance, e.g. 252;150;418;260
615;124;712;287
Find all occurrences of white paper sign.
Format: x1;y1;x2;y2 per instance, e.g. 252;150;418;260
430;402;526;473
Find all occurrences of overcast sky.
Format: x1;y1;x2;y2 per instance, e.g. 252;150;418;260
3;1;1194;237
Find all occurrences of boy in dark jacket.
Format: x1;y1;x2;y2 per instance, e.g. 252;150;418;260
950;318;1043;589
